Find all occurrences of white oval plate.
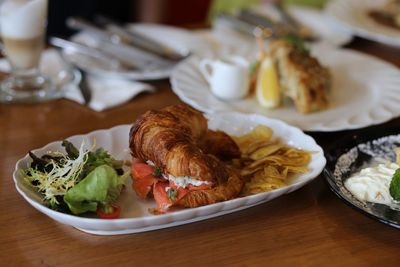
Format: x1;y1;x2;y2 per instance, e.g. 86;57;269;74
13;112;325;235
63;23;213;80
171;45;400;132
326;0;400;47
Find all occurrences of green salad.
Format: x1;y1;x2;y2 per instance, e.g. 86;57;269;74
20;140;128;218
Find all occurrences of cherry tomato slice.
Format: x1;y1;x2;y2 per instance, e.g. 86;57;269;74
96;204;121;219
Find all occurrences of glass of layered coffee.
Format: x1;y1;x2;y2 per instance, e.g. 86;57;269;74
0;0;51;102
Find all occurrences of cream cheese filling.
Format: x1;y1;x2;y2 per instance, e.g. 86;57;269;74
146;160;210;188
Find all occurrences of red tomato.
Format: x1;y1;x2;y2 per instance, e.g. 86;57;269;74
96;204;121;219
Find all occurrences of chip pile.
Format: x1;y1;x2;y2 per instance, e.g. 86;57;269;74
232;125;312;195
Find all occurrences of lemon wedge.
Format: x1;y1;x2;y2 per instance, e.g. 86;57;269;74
256;56;281;108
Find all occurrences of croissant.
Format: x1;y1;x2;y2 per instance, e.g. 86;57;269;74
129;104;243;209
199;129;241;161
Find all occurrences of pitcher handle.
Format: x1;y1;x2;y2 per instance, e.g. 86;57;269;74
198;59;214;84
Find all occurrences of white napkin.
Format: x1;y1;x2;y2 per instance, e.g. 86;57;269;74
0;49;155;111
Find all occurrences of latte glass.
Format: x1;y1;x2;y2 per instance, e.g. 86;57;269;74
0;0;51;102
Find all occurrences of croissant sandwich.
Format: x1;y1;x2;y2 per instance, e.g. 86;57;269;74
129;104;243;212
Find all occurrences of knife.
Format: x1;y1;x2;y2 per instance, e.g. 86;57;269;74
49;37;124;67
106;24;188;62
66;17;114;41
95;14;189;62
49;36;158;70
67;17;188;62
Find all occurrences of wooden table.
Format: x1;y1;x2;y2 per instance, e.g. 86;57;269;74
1;37;400;266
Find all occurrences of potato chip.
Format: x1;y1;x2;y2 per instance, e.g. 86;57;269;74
241;168;287;195
243;140;274;156
249;142;283;160
232;125;312;196
233;125;273;150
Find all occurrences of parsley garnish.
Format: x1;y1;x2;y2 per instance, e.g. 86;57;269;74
152;167;162;177
167;188;178;201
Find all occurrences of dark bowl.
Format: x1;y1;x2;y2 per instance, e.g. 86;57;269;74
323;127;400;229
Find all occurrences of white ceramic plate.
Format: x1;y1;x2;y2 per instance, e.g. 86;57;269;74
63;23;213;80
326;0;400;47
171;45;400;132
13;112;325;235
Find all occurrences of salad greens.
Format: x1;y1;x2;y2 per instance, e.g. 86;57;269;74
389;168;400;201
20;140;128;216
64;165;126;214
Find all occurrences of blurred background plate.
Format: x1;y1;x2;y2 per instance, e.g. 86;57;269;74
326;0;400;47
171;44;400;132
286;5;352;46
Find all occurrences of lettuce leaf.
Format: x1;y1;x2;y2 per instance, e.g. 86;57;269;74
64;164;127;215
390;168;400;201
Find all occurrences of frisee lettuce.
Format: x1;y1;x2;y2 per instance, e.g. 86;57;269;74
21;142;89;209
21;140;126;213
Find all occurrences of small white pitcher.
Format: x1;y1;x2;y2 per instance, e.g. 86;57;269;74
199;55;250;101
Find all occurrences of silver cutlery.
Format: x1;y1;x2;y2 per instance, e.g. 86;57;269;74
49;36;166;71
105;24;187;61
66;17;188;62
94;39;173;70
49;37;125;69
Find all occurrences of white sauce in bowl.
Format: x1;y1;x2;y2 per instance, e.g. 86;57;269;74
344;162;399;205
